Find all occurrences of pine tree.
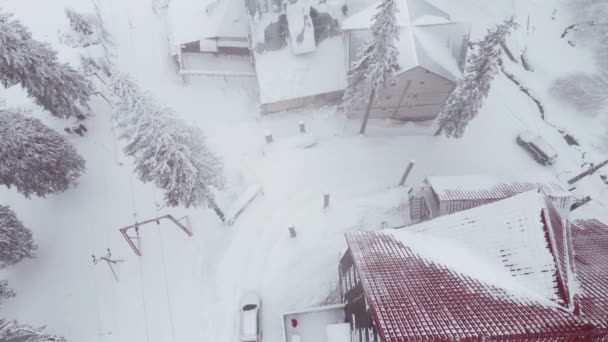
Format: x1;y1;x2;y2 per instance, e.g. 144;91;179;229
0;10;93;119
0;281;15;302
435;18;517;138
110;74;226;220
342;0;400;134
61;7;100;48
0;205;36;269
66;7;94;36
0;109;86;198
0;319;66;342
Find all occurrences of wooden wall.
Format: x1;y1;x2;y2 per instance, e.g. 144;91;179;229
347;66;456;121
261;89;344;114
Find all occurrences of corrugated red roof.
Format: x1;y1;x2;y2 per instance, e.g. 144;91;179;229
544;199;575;307
426;175;571;202
346;231;594;341
403;191;567;305
572;219;608;334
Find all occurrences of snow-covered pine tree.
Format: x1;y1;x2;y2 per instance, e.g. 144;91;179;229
0;281;15;302
66;7;94;36
0;205;36;269
0;319;66;342
109;74;226;220
0;109;86;198
342;0;400;134
61;7;100;48
0;11;93;119
435;18;517;138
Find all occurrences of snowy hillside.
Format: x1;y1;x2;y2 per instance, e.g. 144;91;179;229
0;0;606;341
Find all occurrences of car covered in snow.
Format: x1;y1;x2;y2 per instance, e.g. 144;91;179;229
516;131;558;166
240;293;261;342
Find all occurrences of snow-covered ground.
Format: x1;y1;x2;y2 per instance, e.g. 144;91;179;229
0;0;606;341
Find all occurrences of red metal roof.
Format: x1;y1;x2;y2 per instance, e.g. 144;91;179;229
572;219;608;334
426;175;571;202
543;199;575;308
346;231;594;341
404;191;568;305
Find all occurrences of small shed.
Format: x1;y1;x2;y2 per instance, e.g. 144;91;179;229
281;304;346;342
341;0;470;121
168;0;255;76
409;174;573;223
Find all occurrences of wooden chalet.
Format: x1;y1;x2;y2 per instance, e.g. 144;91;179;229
341;0;470;122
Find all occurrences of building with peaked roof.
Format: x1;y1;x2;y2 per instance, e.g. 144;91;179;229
167;0;470;117
341;0;470;121
339;190;604;341
245;0;348;113
408;174;573;223
571;219;608;338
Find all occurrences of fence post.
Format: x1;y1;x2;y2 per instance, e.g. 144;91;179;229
399;160;415;186
288;226;297;238
264;130;273;144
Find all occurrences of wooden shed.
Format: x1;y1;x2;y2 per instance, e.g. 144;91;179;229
168;0;256;76
341;0;470;121
409;174;573;223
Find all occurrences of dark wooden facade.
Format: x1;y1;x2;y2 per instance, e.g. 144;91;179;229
339;249;379;342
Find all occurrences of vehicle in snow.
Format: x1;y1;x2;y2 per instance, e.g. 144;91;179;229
516;131;558;166
240;293;261;342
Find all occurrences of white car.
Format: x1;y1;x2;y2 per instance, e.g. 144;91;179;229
240;293;261;342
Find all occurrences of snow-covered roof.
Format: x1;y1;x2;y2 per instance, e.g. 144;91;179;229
572;219;608;331
342;0;469;82
341;0;449;30
254;37;347;104
245;0;347;105
345;191;591;340
426;174;572;202
286;1;317;55
168;0;249;46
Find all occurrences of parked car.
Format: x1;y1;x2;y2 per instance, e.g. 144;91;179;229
240;293;261;342
516;131;558;166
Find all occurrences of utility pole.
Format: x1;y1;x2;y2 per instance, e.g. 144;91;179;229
92;248;124;282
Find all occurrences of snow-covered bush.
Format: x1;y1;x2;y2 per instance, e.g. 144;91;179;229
0;109;86;197
62;7;98;48
0;319;66;342
342;0;400;134
0;205;36;269
109;74;225;219
436;18;517;138
61;7;114;78
152;0;171;13
0;11;93;120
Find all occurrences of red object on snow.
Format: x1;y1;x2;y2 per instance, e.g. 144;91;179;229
291;319;298;328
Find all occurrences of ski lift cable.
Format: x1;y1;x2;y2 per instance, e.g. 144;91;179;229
151;186;178;342
137;258;153;342
157;219;178;342
121;3;154;341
